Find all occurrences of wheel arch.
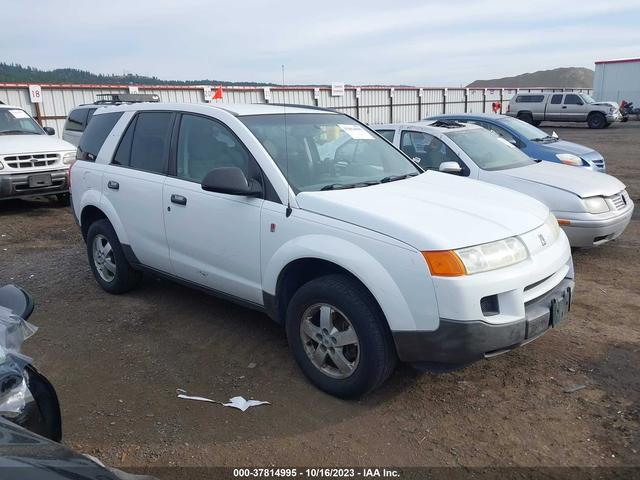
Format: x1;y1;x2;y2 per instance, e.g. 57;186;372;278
262;236;418;331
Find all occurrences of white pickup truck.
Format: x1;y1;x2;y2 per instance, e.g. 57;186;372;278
506;92;621;129
0;104;76;203
71;102;574;397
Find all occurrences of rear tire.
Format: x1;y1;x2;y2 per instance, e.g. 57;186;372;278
86;219;142;294
588;112;606;129
285;274;397;398
518;112;534;124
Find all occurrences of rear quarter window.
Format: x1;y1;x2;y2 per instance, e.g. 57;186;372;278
515;95;544;103
65;108;89;132
76;112;123;161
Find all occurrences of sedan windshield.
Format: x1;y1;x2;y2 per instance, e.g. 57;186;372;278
0;109;43;135
446;128;535;171
240;113;420;192
501;117;554;141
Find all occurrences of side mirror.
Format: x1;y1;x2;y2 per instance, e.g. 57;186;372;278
43;126;55;136
439;161;463;174
201;167;262;196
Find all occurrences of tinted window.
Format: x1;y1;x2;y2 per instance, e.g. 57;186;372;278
77;112;123;161
127;112;173;174
65;108;89;132
376;130;395;143
564;94;583;105
86;108;97;125
550;94;563;105
400;131;460;171
176;114;252;183
516;95;544;103
446;129;534;171
112;116;136;167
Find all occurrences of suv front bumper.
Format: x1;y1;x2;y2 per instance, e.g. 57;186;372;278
0;169;69;200
393;277;574;367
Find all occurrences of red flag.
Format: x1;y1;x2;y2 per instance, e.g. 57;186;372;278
212;86;223;100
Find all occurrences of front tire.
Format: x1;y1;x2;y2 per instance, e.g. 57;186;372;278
588;112;606;129
86;219;142;294
285;274;397;398
56;193;70;206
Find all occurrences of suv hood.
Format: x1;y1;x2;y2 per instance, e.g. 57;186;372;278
496;162;624;198
0;135;75;155
296;171;548;250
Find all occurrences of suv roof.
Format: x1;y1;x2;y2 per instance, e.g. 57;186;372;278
90;102;337;117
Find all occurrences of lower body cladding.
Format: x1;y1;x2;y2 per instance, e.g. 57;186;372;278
0;169;68;200
393;275;574;370
560;206;634;248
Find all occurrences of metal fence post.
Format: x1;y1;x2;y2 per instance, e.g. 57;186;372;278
464;88;468;113
442;88;447;114
418;89;423;120
389;88;394;123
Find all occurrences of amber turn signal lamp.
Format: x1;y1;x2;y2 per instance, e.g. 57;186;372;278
422;250;467;277
557;219;571;226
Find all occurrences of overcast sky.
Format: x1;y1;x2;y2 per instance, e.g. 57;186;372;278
3;0;640;85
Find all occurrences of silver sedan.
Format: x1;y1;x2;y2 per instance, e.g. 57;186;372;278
376;121;634;248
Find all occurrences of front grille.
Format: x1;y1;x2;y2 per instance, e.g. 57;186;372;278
3;153;59;169
591;158;605;167
610;193;627;210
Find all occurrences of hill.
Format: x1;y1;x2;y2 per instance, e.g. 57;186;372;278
467;67;593;88
0;62;276;86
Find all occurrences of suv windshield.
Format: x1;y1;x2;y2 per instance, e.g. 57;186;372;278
240;113;420;192
0;108;44;135
446;128;535;171
580;94;596;104
501;117;554;141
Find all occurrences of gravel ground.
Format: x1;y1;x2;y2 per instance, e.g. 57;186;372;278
0;122;638;475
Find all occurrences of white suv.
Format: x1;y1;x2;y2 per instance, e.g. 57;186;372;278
0;104;76;203
71;103;574;397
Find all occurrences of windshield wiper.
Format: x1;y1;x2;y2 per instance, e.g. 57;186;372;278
0;130;39;135
320;180;380;191
380;172;419;183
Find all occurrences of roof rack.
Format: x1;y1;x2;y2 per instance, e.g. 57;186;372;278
94;93;160;104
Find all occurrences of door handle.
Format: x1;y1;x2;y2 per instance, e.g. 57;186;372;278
562;106;567;109
107;180;119;190
170;194;187;206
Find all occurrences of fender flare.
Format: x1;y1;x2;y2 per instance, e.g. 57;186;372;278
79;191;129;245
262;235;418;331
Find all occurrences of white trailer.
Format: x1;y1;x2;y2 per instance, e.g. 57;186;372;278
594;57;640;106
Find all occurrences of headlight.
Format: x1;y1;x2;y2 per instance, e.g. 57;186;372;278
556;153;583;166
423;237;529;276
0;161;3;170
542;212;562;243
583;196;609;214
62;152;75;165
609;107;614;113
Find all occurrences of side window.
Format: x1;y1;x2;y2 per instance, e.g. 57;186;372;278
112;116;136;167
400;131;460;170
564;94;583;105
128;112;173;174
65;108;89;132
86;108;97;125
376;129;395;143
76;112;123;161
516;95;544;103
176;114;252;183
550;94;563;105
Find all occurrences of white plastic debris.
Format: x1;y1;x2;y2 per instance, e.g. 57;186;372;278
176;389;269;412
223;396;269;412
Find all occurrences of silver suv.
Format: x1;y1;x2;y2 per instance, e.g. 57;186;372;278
506;92;621;129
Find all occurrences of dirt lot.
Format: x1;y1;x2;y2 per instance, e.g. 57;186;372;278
0;122;638;475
